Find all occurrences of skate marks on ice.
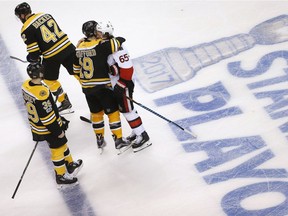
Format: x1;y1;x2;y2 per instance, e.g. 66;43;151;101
153;65;288;215
0;37;96;216
133;15;288;92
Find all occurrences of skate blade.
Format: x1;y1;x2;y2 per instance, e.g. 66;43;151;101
57;181;79;189
99;147;105;155
59;108;75;115
117;144;132;155
133;142;152;153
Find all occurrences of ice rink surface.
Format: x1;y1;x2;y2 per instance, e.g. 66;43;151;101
1;1;288;215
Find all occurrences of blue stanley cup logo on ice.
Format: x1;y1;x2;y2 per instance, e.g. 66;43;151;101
133;15;288;92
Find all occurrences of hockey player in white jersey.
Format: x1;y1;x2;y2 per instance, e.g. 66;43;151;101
96;21;152;153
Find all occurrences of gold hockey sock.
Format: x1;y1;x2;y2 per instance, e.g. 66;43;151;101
91;111;105;137
50;144;67;175
63;144;73;164
44;79;65;102
108;111;122;139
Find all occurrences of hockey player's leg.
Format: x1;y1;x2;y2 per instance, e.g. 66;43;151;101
122;109;152;152
62;144;83;177
91;111;107;153
50;145;78;188
108;111;131;153
44;79;73;114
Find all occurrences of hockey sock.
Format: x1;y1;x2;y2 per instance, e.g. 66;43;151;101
123;109;145;135
107;111;122;139
63;144;73;164
50;144;67;175
44;79;65;102
91;111;105;137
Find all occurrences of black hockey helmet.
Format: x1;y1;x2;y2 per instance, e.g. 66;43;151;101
82;20;98;38
27;62;45;79
15;2;31;17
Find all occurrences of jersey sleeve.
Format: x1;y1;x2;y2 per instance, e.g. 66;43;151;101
111;47;134;81
34;87;63;137
21;18;42;61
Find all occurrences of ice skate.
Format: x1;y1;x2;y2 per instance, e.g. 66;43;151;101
66;159;83;177
58;94;73;115
56;172;78;189
115;137;132;155
132;131;152;153
96;134;106;154
125;131;136;143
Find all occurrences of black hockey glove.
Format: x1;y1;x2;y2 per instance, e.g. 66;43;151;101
114;79;134;97
32;133;45;142
26;54;42;64
109;63;120;76
61;116;70;131
114;79;127;96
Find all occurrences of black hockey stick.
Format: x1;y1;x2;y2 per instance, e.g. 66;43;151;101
12;141;39;199
10;56;28;63
79;97;197;138
126;96;197;138
80;116;91;123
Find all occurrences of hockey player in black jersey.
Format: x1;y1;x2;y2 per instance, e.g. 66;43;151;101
22;62;83;187
74;21;130;154
15;2;74;114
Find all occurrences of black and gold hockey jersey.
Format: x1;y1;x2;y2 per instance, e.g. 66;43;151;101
22;80;63;140
20;13;74;61
73;37;124;94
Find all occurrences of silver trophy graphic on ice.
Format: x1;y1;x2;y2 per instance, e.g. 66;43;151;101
133;15;288;93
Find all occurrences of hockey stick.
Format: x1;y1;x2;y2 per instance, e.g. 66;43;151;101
12;141;39;199
10;55;28;63
79;97;197;138
126;96;197;138
80;115;91;123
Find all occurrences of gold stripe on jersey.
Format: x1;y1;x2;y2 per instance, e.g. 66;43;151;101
76;39;101;49
21;13;46;33
42;36;71;59
30;121;49;135
73;64;81;75
110;38;120;53
27;42;40;53
40;111;57;126
81;78;112;88
57;117;63;127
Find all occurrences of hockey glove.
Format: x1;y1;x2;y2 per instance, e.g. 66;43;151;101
61;116;70;131
113;79;128;96
109;63;120;76
114;79;135;97
26;54;42;64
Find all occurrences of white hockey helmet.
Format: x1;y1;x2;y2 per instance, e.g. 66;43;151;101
96;21;114;36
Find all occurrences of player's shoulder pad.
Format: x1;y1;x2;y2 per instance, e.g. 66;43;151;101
76;39;100;49
116;37;126;45
21;13;45;33
32;85;50;100
29;85;50;100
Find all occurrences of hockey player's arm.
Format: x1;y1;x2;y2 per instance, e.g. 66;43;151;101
73;53;81;82
101;37;126;56
37;93;63;137
23;31;41;63
25;37;41;63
